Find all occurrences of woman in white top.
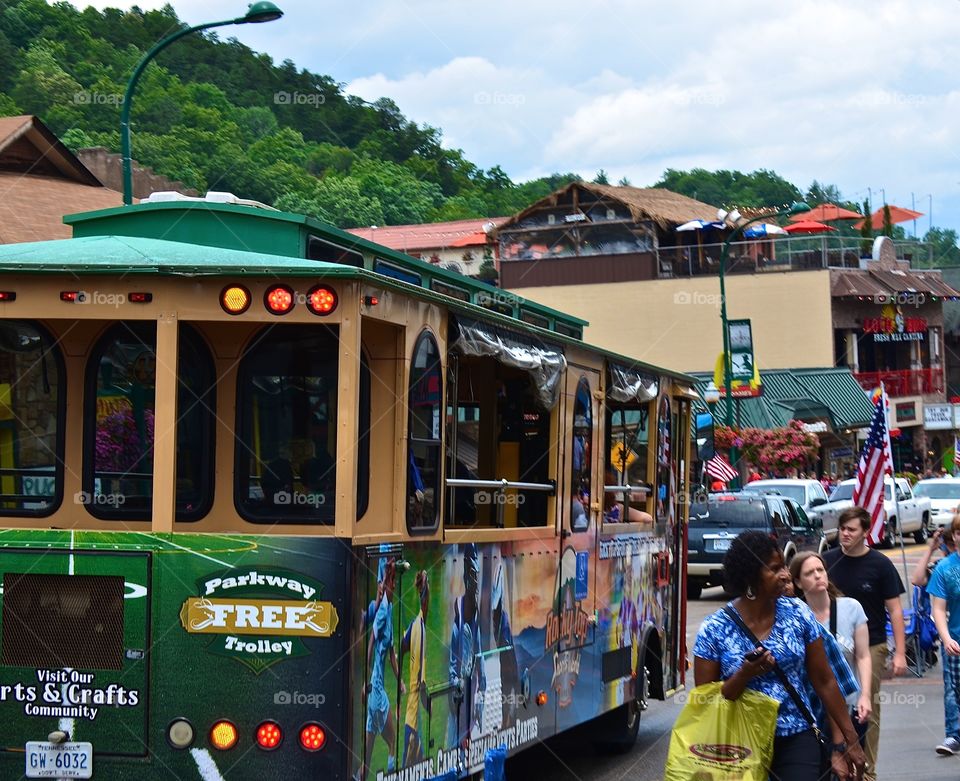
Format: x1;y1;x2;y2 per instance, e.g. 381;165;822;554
790;551;873;729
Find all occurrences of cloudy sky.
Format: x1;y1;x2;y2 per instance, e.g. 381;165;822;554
84;0;960;234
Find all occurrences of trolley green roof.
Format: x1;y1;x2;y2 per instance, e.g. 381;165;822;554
60;199;587;339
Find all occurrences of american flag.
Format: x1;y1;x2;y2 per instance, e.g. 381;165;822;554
705;453;738;483
853;385;895;546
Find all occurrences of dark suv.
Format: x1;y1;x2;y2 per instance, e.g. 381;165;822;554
687;492;827;600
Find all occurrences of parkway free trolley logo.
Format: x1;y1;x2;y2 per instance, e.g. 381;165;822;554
179;568;339;674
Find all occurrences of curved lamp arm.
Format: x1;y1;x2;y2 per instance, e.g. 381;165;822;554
121;4;283;205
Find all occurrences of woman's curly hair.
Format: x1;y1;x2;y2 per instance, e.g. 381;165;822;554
722;530;780;596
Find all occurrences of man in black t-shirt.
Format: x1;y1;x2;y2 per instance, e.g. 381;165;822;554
824;506;906;781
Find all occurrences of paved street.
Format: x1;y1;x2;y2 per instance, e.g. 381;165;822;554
509;541;960;780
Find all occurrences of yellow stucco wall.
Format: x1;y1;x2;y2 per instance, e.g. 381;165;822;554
515;270;834;373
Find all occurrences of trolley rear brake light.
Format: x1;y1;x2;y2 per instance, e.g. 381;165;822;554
306;285;337;316
210;720;239;750
60;291;81;302
265;284;295;315
128;292;152;303
299;722;326;751
0;291;15;301
256;721;282;750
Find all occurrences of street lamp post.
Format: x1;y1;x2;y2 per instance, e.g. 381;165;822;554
716;202;808;485
120;1;283;205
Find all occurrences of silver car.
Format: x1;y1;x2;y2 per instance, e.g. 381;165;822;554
913;478;960;530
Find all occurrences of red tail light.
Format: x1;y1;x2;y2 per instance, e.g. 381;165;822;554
299;722;326;751
256;721;282;750
264;285;295;315
306;286;337;316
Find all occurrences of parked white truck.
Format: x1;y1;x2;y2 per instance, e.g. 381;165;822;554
820;476;931;547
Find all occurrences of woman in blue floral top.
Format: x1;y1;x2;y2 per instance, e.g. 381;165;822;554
693;530;866;780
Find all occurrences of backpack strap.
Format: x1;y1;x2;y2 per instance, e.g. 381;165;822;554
830;597;837;637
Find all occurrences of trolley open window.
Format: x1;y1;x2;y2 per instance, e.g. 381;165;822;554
445;317;563;528
406;330;443;533
0;321;65;516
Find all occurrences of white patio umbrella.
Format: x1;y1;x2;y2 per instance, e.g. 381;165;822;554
743;223;787;238
675;220;724;272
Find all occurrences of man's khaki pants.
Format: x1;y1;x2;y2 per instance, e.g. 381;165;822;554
864;642;888;781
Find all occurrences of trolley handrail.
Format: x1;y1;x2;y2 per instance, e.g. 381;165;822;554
445;478;555;493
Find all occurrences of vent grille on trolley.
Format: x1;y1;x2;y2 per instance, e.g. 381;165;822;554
1;573;125;670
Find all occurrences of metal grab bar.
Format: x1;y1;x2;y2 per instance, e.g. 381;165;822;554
446;478;555;493
603;484;651;494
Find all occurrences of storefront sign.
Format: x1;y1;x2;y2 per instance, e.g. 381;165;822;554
925;404;953;430
828;446;855;459
863;312;927;343
801;421;829;434
893;397;923;427
727;320;755;383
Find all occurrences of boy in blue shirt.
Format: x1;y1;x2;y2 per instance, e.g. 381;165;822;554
928;516;960;758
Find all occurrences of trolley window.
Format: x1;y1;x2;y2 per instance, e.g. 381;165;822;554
604;404;653;526
406;331;442;533
83;323;215;521
235;325;340;523
0;321;65;516
445;316;566;529
570;376;593;532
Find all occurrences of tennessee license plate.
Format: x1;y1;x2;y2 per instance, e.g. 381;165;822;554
25;742;93;778
712;538;731;551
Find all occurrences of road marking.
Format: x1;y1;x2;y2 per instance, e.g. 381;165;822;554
190;748;227;781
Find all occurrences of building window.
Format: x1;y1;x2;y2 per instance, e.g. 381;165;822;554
0;321;64;516
407;331;442;532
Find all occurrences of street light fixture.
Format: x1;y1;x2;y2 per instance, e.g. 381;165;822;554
120;1;284;205
715;201;809;485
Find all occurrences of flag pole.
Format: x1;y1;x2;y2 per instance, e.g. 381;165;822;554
880;383;918;674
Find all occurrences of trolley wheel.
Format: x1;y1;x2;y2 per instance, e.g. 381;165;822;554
593;666;646;753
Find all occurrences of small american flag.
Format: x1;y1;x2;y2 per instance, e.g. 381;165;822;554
705;453;738;483
853;385;895;546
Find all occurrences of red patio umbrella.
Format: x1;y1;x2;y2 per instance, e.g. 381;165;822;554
783;220;838;235
789;203;862;222
854;205;925;230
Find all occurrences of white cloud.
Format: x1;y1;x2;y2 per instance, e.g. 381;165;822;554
70;0;960;230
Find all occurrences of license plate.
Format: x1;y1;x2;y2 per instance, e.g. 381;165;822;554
25;742;93;779
712;538;731;551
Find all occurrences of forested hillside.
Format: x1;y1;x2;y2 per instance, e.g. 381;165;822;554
2;0;958;263
0;0;580;226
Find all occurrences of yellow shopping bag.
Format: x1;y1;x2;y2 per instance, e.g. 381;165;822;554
664;682;779;781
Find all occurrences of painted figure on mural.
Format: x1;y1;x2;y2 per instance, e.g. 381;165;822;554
448;543;486;746
401;570;431;766
490;559;526;726
616;556;641;700
359;558;404;781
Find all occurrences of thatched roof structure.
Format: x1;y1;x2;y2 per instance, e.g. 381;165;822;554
496;181;722;233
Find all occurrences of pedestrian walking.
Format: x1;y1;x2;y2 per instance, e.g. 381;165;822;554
694;530;865;780
791;551;872;747
823;506;906;781
910;525;957;754
926;518;960;758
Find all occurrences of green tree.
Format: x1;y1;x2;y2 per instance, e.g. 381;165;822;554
592;169;610;185
10;40;84;133
860;199;873;255
922;228;960;267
